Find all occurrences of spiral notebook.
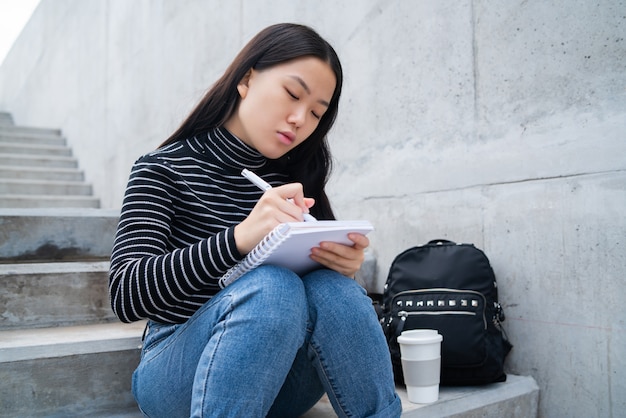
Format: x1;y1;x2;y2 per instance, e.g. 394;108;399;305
219;220;374;287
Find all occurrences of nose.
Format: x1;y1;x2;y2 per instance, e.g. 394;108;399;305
287;105;307;128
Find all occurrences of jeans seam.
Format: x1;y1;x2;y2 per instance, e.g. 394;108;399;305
308;338;353;418
198;297;234;415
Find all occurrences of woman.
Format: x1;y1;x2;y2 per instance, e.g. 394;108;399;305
109;23;401;418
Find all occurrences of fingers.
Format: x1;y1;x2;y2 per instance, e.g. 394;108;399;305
250;183;311;224
309;233;370;277
266;183;315;217
347;232;369;250
234;182;314;255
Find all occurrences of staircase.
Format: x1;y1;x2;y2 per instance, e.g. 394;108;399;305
0;112;141;417
0;208;144;417
0;112;100;209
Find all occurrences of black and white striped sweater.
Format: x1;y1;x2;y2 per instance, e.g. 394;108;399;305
109;127;291;324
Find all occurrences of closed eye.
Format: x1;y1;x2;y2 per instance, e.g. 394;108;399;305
286;86;322;119
286;88;299;100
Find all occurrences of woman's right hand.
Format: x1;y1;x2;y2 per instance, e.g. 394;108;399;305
234;183;315;255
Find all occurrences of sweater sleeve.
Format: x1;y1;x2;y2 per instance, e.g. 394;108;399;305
108;157;243;323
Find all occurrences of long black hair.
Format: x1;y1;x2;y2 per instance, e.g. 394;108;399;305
161;23;343;220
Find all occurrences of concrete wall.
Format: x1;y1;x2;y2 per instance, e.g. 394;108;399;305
1;1;624;417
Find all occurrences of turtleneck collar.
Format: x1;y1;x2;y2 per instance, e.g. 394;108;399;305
193;127;268;171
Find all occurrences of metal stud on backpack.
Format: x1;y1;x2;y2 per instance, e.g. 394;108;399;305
379;240;512;386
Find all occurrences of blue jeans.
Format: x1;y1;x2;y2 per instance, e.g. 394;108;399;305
132;265;401;418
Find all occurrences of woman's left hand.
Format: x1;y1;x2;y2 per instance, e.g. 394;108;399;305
309;232;370;278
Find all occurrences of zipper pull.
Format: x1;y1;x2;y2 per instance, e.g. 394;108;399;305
494;302;505;322
395;311;408;335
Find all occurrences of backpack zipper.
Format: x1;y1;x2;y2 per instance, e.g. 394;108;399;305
398;310;476;317
391;288;488;330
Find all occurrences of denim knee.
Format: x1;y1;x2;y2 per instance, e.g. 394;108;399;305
231;265;309;331
302;269;370;320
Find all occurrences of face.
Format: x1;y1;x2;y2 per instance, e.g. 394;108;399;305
224;57;337;159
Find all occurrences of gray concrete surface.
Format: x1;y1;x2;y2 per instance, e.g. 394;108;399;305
0;208;119;262
0;122;100;208
0;325;142;417
0;261;115;329
303;375;539;418
0;1;624;417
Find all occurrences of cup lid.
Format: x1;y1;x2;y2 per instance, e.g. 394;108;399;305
397;329;443;344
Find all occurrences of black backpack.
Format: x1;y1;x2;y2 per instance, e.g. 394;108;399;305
378;240;512;386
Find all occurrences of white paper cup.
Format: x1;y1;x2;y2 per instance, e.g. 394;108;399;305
397;329;443;404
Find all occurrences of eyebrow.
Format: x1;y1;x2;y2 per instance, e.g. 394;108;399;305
288;75;330;107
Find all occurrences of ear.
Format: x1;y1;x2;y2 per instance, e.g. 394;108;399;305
237;69;253;99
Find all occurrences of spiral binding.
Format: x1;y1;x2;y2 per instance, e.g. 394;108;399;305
219;223;291;288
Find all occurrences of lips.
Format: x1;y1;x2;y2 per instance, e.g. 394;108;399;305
277;131;295;145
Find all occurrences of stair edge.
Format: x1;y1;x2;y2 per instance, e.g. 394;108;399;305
0;321;145;362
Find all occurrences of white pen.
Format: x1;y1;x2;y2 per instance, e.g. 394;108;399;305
242;168;317;222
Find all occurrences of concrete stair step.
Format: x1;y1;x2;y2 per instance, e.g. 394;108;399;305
0;178;92;196
0;321;144;363
0;321;144;417
0;261;115;330
0;194;100;208
302;375;539;417
62;376;539;418
0;125;63;140
0;165;84;181
0;131;66;146
0;141;73;157
43;374;539;418
0;152;78;168
0;208;118;262
0;179;93;196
